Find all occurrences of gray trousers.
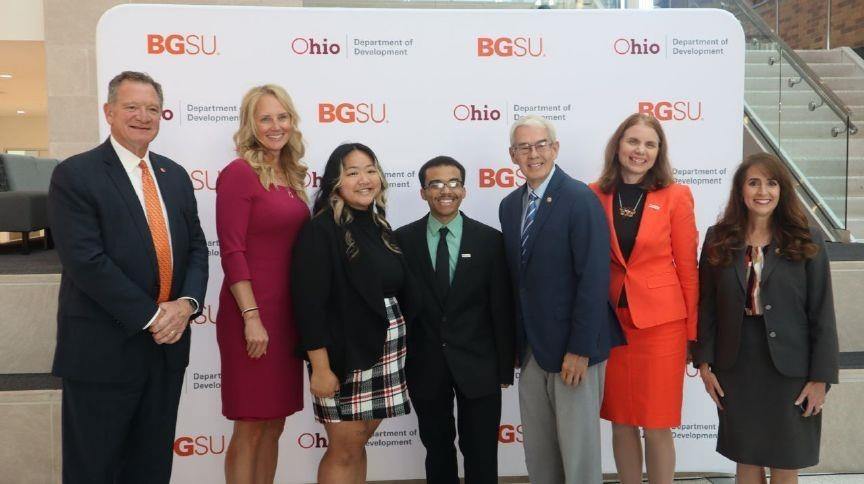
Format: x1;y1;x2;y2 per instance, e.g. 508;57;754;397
518;351;606;484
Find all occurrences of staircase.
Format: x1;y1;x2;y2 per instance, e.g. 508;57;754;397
744;47;864;238
797;48;864;238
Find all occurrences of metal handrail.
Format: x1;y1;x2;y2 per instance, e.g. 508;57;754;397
743;104;848;233
724;0;857;134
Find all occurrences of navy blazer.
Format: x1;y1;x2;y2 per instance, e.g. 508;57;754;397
48;138;208;383
498;166;624;372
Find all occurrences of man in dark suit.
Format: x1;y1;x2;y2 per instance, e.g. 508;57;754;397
395;156;514;484
498;115;622;484
48;71;208;484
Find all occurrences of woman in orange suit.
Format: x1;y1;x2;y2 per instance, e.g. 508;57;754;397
590;113;699;484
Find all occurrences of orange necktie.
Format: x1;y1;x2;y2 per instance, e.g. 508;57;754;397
139;160;173;303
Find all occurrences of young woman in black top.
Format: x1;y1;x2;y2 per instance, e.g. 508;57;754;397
292;143;415;484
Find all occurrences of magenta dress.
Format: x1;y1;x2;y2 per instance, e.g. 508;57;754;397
215;158;309;420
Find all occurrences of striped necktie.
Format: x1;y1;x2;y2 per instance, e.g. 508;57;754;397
520;191;539;262
139;160;173;303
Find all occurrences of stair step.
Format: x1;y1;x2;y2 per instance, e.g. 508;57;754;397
788;157;864;176
805;175;864;198
747;76;864;93
746;49;845;65
746;90;864;108
822;77;864;91
810;63;864;78
750;104;847;122
774;138;856;157
745;63;863;78
796;49;846;64
757;120;850;138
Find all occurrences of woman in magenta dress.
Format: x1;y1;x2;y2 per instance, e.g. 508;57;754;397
215;84;309;484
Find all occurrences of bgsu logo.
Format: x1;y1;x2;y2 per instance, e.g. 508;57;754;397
498;424;524;443
190;169;220;191
477;37;543;57
318;103;387;124
638;101;703;121
191;304;216;325
174;435;226;456
453;104;501;121
479;167;526;188
291;37;341;55
614;38;661;55
147;34;218;55
298;432;329;449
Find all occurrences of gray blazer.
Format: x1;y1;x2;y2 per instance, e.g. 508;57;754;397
694;226;839;384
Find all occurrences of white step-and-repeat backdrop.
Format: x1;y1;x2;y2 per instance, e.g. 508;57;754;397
96;5;744;482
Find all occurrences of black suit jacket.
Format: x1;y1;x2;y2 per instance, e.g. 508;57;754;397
695;226;839;383
292;207;421;381
395;213;515;400
48;138;208;383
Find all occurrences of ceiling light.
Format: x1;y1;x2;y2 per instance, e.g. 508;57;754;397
0;74;12;79
16;110;25;115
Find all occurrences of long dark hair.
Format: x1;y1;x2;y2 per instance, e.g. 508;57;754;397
313;142;400;258
705;153;818;266
597;113;674;193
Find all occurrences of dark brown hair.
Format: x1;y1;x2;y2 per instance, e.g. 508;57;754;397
705;153;818;266
597;113;674;193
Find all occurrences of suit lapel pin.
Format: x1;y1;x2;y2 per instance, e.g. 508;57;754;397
648;203;660;210
546;196;552;203
461;253;471;258
159;167;166;173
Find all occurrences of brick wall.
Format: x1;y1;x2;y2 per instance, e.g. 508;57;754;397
750;0;864;50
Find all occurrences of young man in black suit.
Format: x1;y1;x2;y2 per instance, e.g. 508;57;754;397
395;156;515;484
48;71;208;484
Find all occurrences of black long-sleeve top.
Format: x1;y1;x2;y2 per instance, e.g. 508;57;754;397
613;181;646;307
291;207;415;380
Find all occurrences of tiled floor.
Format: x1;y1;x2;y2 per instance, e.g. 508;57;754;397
371;475;864;484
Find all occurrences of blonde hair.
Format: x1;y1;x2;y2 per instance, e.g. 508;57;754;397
233;84;308;202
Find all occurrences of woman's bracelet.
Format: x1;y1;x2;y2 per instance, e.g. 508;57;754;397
241;306;259;316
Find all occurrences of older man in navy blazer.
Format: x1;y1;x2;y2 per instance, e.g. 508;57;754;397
499;115;622;483
48;71;207;484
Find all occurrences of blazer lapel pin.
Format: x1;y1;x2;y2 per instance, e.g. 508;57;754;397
159;167;166;173
461;253;471;258
648;203;660;210
546;196;552;203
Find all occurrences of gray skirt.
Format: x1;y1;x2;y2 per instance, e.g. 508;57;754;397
714;315;822;469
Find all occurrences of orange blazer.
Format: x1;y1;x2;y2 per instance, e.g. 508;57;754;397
589;182;699;340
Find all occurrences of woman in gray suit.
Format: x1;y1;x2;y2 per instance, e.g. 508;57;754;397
695;153;839;483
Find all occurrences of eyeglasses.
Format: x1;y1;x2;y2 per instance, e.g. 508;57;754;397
512;139;553;156
425;179;464;190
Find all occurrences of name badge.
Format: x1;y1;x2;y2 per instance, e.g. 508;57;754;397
461;253;471;258
648;203;661;210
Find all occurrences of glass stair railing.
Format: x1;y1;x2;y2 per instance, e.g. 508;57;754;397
667;0;859;241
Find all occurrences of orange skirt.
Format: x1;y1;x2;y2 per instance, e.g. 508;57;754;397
600;307;687;429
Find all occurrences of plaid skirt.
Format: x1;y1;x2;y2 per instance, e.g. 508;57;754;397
311;296;411;424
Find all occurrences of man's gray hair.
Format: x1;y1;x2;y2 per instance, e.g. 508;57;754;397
509;115;557;146
107;71;164;106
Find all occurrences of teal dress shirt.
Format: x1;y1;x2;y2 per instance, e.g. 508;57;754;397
426;213;463;283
